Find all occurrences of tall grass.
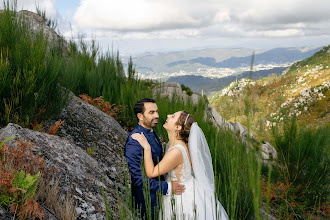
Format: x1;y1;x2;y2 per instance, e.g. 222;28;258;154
60;38;153;129
0;1;67;127
272;116;330;218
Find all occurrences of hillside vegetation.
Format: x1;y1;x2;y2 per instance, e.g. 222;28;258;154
210;45;330;142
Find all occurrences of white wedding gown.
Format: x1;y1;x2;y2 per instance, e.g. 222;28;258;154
160;144;228;220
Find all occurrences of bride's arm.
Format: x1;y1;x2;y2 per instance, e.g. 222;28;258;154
132;133;182;178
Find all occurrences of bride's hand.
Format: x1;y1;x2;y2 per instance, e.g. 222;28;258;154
131;133;151;150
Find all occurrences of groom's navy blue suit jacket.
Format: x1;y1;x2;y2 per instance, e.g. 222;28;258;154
125;123;168;218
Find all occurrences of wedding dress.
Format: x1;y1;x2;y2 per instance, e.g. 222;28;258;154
160;123;228;220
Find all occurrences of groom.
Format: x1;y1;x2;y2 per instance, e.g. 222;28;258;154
125;98;184;219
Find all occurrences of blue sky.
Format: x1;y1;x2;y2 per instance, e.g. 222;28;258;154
11;0;330;55
56;0;79;21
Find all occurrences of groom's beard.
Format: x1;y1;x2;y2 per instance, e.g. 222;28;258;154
144;117;158;128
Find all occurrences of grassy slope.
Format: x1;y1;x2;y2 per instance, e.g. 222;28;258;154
210;45;330;143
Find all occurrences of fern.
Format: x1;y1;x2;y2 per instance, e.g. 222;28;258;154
12;171;40;199
0;137;45;219
0;194;15;206
0;135;15;149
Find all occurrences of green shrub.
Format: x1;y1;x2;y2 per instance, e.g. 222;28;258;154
59;38;152;129
0;1;67;127
272;116;330;217
181;84;193;96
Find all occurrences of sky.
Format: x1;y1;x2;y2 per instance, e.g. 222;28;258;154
10;0;330;55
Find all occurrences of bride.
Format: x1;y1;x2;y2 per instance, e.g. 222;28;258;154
132;110;228;220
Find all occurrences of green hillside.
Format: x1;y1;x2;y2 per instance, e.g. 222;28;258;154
210;45;330;142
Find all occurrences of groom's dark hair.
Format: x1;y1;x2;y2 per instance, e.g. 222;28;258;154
134;98;156;117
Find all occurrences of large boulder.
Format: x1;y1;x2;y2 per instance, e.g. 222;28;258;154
17;10;70;52
45;91;128;169
0;123;116;219
0;92;129;219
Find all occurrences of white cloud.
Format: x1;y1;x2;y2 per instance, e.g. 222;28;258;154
15;0;57;18
71;0;330;42
73;0;212;31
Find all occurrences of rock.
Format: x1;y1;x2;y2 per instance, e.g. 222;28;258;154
0;123;124;219
231;122;246;136
154;82;186;102
241;129;256;142
17;10;70;53
260;203;278;220
44;91;128;170
208;105;228;130
191;94;200;105
153;82;200;105
0;92;130;219
261;142;278;160
0;206;12;220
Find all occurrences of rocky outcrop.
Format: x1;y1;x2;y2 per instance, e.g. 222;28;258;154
44;91;128;169
17;10;70;53
154;82;200;105
208;103;277;161
0;92;129;219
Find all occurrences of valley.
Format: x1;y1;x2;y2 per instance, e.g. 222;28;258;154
127;46;322;95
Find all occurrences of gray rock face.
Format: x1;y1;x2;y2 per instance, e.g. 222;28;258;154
0;92;129;219
45;92;128;170
0;206;12;220
0;123;110;219
153;82;200;105
209;106;228;129
261;142;278;160
17;10;70;51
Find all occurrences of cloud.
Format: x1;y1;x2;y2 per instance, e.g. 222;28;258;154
73;0;215;31
15;0;57;18
72;0;330;40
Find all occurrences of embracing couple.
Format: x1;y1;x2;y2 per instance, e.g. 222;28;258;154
125;98;228;220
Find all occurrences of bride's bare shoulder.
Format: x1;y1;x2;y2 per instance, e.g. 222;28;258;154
167;145;183;153
168;144;186;151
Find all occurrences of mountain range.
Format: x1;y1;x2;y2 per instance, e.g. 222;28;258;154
166;47;322;68
167;67;287;95
127;47;322;95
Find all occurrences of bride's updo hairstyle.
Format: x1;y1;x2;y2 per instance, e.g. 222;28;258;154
176;110;195;143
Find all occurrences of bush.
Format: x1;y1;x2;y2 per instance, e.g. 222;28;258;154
0;1;67;127
272;116;330;218
181;84;193;96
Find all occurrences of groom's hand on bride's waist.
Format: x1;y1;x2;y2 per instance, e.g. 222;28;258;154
172;181;185;195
